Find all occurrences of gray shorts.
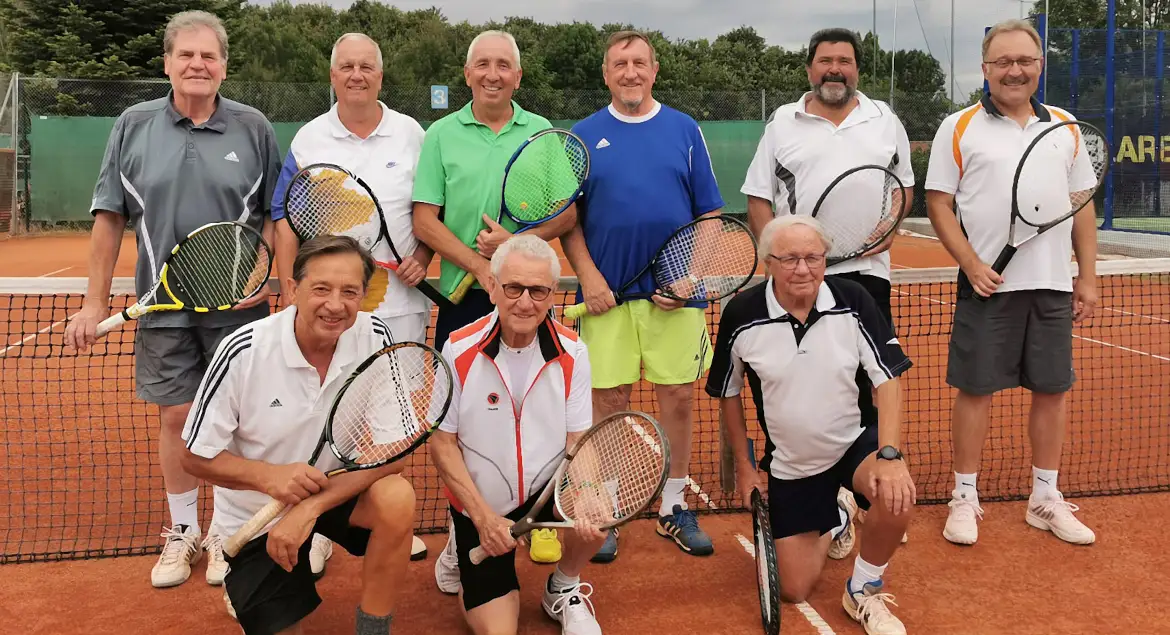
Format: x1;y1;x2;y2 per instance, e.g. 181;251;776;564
134;325;243;406
946;290;1075;396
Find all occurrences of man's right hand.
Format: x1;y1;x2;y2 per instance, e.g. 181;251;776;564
579;271;616;316
472;512;517;558
737;460;763;509
264;463;329;506
64;304;109;353
960;258;1003;298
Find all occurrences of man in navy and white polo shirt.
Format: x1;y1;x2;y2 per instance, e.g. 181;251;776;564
706;215;915;635
180;235;416;635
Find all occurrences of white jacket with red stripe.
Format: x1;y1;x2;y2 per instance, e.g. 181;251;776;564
439;310;592;517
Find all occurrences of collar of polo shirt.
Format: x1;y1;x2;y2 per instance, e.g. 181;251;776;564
765;279;836;320
327;100;397;139
793;89;881;125
455;99;530;129
276;305;363;371
164;90;229;132
979;92;1051;123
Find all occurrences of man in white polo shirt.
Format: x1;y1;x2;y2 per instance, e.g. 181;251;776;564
429;234;606;635
924;19;1098;547
707;215;914;635
740;27;915;558
271;32;431;567
180;235;416;635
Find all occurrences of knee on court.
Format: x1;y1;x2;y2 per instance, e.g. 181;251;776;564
779;579;816;605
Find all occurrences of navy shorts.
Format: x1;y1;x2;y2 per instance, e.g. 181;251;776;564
433;288;494;352
767;425;878;540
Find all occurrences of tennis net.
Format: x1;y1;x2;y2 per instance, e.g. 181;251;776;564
2;260;1169;563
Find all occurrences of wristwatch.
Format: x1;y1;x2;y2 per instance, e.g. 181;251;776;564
877;445;903;461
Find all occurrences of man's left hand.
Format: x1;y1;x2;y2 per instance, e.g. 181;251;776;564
650;291;685;312
1073;278;1098;323
233;283;271;310
391;254;427;287
266;503;319;572
475;214;512;258
868;458;916;516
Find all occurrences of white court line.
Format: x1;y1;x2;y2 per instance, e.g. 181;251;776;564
631;422;718;510
0;312;75;357
734;533;836;635
39;266;73;277
1102;306;1170;324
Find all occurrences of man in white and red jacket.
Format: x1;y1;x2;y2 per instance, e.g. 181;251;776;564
429;234;607;635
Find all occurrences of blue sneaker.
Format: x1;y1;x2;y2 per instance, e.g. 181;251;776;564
590;527;619;563
656;505;714;555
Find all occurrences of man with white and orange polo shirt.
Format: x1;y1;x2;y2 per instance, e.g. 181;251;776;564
925;19;1098;547
429;235;607;635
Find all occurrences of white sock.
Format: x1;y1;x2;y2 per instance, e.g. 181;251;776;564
659;478;688;517
954;472;978;502
830;505;849;540
550;566;580;592
849;556;888;594
167;489;199;533
1032;467;1059;500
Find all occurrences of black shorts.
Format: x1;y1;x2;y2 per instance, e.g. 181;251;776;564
450;490;558;612
224;497;370;635
946;289;1075;395
433;288;494;352
134;325;243;406
767;425;878;540
827;272;893;428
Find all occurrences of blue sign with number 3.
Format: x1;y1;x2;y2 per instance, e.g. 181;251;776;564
431;85;448;110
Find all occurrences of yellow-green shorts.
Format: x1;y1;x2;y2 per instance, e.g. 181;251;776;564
577;300;713;389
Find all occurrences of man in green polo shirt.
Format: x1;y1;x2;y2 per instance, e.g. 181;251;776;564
411;28;579;592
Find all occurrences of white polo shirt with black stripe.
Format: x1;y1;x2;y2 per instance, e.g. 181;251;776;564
705;278;912;480
740;91;915;280
180;306;394;537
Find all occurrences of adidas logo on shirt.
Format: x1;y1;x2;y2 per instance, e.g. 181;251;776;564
224;151;240;162
269;398;282;408
595;138;610;149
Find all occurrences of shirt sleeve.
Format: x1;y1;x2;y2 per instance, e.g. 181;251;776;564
852;291;912;388
688;123;725;217
437;340;461;434
566;340;593;433
90;114;128;216
893;115;916;187
925;115;960;195
259;119;282;218
741;123;786;213
181;330;252;459
704;301;747;398
270;149;301;222
412;124;446;206
370;315;395;348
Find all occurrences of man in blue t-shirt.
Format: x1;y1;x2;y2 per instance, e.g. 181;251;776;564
562;30;725;563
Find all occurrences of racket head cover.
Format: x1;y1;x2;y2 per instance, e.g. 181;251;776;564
650;215;758;303
552;410;670;529
810;164;908;266
1012;119;1110;227
164;221;272;311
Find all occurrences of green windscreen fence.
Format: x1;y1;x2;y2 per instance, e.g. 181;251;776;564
27;116;764;223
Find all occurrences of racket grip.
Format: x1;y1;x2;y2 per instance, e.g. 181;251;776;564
94;311;128;339
223;499;289;558
990;245;1016;275
468;545;490;565
449;270;477;305
563;302;588;320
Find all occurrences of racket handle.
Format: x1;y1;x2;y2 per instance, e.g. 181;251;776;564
990;245;1016;275
94;311;129;338
449;270;477;305
563;302;588;320
223;498;289;558
468;545;490;565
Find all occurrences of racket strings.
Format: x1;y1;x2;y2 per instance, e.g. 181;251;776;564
558;415;667;524
816;169;905;260
654;217;756;301
503;132;588;222
287;167;381;247
1018;122;1109;226
168;224;271;309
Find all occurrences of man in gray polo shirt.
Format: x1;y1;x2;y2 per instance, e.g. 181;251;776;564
64;10;280;590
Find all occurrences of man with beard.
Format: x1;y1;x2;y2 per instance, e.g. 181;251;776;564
563;30;724;563
740;27;914;561
924;19;1098;547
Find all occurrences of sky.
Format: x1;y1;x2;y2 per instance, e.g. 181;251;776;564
249;0;1045;96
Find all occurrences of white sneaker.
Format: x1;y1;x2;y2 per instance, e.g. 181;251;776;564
943;492;983;545
435;523;460;595
543;579;602;635
842;579;906;635
1026;492;1096;545
151;525;201;588
828;487;857;560
411;534;428;561
310;534;333;577
203;532;228;585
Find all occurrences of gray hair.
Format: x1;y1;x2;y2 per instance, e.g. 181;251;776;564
466;30;522;70
331;33;383;69
982;19;1043;59
491;234;560;282
164;10;229;61
757;215;832;262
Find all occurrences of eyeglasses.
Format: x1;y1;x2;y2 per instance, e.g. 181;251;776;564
500;282;553;301
768;253;826;270
984;56;1041;70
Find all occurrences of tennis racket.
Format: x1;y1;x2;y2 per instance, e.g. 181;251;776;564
810;164;910;267
449;128;589;304
563;215;757;321
752;488;780;635
283;162;452;310
94;221;271;338
223;341;453;557
979;119;1110;295
467;410;670;565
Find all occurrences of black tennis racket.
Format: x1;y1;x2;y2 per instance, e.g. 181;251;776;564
223;341;453;557
449;128;589;304
752;488;780;635
95;221;271;337
810;164;910;267
563;215;757;320
283;162;452;310
467;410;670;565
984;119;1110;288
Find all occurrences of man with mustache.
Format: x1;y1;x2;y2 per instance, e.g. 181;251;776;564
740;28;915;561
924;19;1098;547
563;30;724;563
64;10;279;590
413;29;579;590
270;32;431;579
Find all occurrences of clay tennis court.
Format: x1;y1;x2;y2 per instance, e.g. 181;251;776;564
1;230;1167;635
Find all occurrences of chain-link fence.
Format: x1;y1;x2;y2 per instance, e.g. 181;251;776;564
9;77;955;234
